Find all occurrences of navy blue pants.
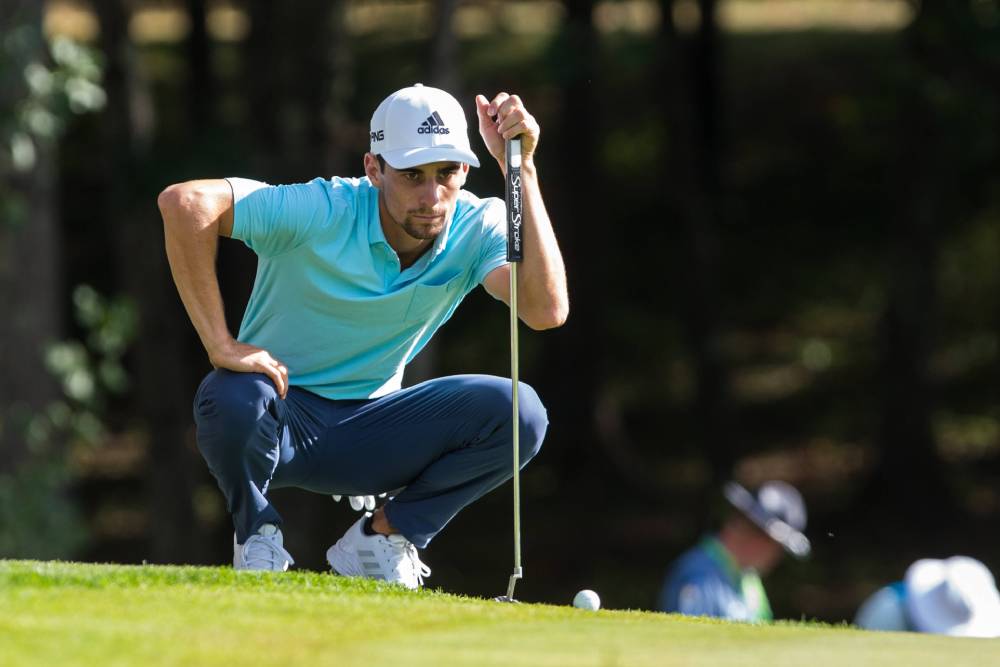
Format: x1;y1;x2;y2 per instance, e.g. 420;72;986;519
193;371;547;548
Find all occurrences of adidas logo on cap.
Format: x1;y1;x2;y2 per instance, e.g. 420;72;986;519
417;111;451;135
369;84;479;168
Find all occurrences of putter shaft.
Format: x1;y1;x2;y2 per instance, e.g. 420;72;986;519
508;261;522;601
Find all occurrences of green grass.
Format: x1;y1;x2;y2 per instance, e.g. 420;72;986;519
1;560;996;666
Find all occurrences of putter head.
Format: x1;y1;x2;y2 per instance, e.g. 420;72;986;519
493;595;519;603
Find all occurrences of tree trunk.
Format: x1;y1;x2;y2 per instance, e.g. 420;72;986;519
865;4;954;520
0;0;62;473
428;0;460;93
185;0;210;133
244;0;337;180
95;0;205;564
531;0;600;482
657;0;733;487
243;0;281;179
326;0;356;178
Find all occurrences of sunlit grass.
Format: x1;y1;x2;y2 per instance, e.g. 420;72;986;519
1;560;992;667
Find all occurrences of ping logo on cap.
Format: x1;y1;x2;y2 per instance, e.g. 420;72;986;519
418;111;450;135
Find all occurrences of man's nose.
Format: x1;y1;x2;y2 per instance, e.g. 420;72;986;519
419;181;441;208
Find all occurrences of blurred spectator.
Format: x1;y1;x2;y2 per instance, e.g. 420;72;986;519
658;481;811;621
855;556;1000;638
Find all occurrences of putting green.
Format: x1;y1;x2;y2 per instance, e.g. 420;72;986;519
1;560;994;666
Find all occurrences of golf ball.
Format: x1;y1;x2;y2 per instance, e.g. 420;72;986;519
573;589;601;610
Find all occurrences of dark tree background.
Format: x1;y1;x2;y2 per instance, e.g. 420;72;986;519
4;0;1000;622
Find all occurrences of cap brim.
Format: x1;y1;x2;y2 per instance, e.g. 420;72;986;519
723;482;812;559
382;146;480;169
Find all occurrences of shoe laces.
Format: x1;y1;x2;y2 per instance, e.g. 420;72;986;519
386;534;431;586
241;533;294;571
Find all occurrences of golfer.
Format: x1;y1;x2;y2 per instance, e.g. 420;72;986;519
658;481;811;621
158;85;567;588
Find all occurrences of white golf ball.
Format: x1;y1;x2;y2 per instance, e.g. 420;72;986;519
573;589;600;610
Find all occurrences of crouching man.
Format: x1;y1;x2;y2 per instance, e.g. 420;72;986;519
158;84;568;587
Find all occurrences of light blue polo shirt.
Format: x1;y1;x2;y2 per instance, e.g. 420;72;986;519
226;176;508;399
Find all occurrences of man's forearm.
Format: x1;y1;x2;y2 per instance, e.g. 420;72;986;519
159;184;235;360
515;160;568;329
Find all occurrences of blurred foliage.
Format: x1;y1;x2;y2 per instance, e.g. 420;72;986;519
1;20;105;226
46;285;138;412
0;460;85;559
0;286;136;558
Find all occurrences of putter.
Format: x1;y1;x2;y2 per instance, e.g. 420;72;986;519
495;137;524;603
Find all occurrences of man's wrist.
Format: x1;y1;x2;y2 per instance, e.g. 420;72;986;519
498;156;536;177
204;334;235;359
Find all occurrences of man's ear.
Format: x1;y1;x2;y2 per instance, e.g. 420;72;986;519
364;153;383;186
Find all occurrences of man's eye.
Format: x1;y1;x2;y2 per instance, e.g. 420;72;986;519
404;172;420;181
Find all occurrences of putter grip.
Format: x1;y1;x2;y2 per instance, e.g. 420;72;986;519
505;138;523;263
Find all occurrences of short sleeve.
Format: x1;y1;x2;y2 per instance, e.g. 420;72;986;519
474;198;509;286
227;177;335;257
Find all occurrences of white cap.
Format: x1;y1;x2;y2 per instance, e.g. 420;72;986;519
369;84;480;169
905;556;1000;638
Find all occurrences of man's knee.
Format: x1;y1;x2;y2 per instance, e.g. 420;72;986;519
193;370;280;457
461;375;547;460
194;370;278;423
516;381;547;464
436;375;547;462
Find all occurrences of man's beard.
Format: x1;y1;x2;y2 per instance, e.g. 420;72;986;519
399;212;446;240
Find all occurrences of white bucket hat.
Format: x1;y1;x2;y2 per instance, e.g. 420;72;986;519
369;84;480;169
905;556;1000;638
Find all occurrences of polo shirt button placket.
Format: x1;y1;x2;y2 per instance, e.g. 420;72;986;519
383;244;400;284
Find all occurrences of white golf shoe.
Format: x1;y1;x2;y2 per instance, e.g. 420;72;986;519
233;523;294;572
326;515;430;589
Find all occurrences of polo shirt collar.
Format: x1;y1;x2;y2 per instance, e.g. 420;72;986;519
368;202;389;247
428;212;451;259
